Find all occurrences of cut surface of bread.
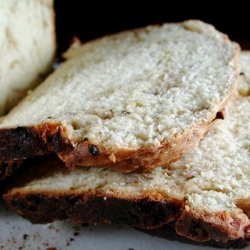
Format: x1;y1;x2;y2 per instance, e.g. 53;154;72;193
0;20;239;172
0;0;55;116
4;95;250;243
239;51;250;96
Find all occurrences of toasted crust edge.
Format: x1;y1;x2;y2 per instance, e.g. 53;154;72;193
3;190;250;243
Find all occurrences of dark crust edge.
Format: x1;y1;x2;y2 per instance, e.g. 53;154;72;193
3;191;250;243
4;192;183;228
0;123;72;161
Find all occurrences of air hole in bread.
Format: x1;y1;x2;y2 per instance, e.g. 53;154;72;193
215;111;225;120
71;121;81;130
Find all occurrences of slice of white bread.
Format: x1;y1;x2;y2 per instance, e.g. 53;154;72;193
0;20;239;172
0;0;55;115
4;93;250;243
239;51;250;96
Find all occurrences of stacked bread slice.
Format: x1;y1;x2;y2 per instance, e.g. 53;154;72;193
0;20;249;245
0;20;239;172
0;0;55;179
3;92;250;243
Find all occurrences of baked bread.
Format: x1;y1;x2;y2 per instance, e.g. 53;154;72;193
4;94;250;243
0;0;55;115
0;20;239;172
239;51;250;96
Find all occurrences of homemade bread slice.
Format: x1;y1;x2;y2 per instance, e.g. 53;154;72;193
0;20;239;172
0;0;55;116
4;95;250;243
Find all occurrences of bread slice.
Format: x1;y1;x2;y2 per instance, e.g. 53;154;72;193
0;0;55;115
4;94;250;243
239;51;250;96
0;20;239;172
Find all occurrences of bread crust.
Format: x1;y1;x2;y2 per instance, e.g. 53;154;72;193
4;190;250;243
142;224;249;248
0;123;71;161
176;208;250;243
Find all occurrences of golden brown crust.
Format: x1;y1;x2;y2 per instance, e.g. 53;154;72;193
237;199;250;217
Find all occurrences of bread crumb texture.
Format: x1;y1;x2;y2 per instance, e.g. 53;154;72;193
0;20;238;151
0;0;55;115
239;52;250;96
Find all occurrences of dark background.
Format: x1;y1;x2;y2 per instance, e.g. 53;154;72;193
54;1;250;54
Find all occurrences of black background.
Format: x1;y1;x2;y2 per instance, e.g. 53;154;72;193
54;0;250;54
